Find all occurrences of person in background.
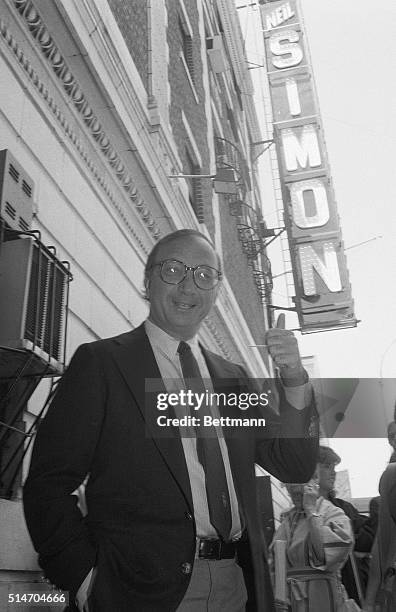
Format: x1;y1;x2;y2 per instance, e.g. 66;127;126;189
357;496;380;553
271;473;354;611
318;446;377;606
364;463;396;611
386;421;396;463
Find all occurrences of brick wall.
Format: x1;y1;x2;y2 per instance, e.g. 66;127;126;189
166;0;214;233
107;0;149;92
213;50;267;348
219;200;267;350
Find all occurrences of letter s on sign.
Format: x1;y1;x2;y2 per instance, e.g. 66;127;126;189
269;30;303;69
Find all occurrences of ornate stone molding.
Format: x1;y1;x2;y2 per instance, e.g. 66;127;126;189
203;316;235;362
5;0;161;245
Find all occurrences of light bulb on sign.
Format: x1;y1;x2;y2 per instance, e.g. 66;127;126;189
291;179;330;228
282;125;322;172
299;243;342;296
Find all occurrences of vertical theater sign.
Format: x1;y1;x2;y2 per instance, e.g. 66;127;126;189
260;0;357;332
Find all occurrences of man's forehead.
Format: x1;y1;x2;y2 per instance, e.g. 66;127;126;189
156;235;217;262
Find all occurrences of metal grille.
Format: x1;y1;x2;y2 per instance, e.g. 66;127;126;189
22;180;32;197
5;202;16;220
8;163;19;183
18;217;30;232
25;242;68;362
24;244;42;348
43;263;67;361
0;150;34;231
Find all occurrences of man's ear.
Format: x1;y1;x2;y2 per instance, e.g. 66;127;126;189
144;277;150;299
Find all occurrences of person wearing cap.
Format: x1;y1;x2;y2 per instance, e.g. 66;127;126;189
271;473;353;611
23;229;318;611
318;446;377;605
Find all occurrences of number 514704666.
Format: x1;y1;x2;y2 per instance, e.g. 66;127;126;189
8;591;68;606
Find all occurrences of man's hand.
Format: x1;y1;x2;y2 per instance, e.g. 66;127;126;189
303;482;319;515
76;567;96;612
266;314;306;385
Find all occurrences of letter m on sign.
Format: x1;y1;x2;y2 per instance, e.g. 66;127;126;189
281;125;321;172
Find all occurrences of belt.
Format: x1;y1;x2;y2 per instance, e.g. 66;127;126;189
196;538;237;560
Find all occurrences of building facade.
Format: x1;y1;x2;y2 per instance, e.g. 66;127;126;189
0;0;277;603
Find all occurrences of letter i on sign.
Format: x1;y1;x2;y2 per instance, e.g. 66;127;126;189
285;78;301;116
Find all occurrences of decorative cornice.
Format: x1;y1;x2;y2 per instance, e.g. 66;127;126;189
204;316;235;362
6;0;161;244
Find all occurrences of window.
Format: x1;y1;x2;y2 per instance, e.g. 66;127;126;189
231;68;243;110
185;148;204;223
179;16;195;84
227;106;239;144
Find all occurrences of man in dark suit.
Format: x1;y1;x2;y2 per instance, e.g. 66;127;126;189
23;229;318;611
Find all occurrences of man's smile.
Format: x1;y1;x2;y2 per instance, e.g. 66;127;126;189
173;300;196;311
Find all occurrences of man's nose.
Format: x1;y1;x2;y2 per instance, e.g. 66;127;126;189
178;269;196;293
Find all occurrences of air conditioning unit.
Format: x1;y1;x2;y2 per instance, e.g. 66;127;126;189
207;35;227;73
0;236;70;379
0;149;34;232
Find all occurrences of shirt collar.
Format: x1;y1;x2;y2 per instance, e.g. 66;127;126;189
144;319;199;360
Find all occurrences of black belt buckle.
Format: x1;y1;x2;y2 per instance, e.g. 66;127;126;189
199;539;221;560
198;538;236;560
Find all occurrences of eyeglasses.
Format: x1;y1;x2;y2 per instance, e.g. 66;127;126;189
319;462;336;470
150;259;222;290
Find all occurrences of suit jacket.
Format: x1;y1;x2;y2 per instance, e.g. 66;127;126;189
378;464;396;576
23;324;318;611
330;495;377;603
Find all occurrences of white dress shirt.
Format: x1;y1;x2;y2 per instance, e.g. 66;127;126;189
145;318;243;540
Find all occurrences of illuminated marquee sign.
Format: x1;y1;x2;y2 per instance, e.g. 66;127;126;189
260;0;357;333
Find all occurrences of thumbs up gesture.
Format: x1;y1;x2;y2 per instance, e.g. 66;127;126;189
265;314;307;386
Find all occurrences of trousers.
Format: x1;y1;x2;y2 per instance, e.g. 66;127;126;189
176;557;247;611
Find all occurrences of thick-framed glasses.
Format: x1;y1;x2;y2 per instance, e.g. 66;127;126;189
150;259;222;290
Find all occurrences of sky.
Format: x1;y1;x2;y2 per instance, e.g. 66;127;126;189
296;0;396;498
237;0;396;498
